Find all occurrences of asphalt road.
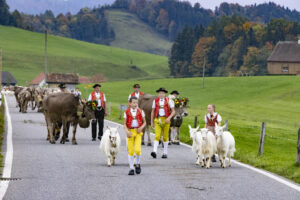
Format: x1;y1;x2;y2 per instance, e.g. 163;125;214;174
2;95;300;200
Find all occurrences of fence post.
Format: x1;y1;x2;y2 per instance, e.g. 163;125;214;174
297;124;300;164
224;120;228;131
258;122;266;156
194;116;198;128
108;102;111;118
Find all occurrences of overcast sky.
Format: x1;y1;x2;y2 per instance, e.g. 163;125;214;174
186;0;300;11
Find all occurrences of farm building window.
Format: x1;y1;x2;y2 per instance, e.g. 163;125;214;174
282;66;289;72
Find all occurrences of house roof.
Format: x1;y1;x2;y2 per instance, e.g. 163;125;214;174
46;73;79;84
2;71;17;84
267;41;300;63
79;76;92;84
30;73;45;85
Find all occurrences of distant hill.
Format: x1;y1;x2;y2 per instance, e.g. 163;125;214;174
0;25;169;85
106;10;172;56
6;0;115;15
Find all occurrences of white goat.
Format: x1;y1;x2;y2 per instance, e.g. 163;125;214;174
200;128;217;168
99;126;121;167
215;123;236;168
188;125;202;165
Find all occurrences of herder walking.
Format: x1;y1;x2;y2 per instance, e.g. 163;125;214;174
88;84;107;141
150;88;175;159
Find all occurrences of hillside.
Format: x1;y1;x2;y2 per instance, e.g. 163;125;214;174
79;76;300;184
106;10;172;56
0;25;169;85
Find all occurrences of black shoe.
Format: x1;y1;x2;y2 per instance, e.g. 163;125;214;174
212;155;216;162
128;169;135;175
135;164;141;174
151;152;157;159
98;136;102;141
92;138;96;141
162;154;168;159
65;138;69;142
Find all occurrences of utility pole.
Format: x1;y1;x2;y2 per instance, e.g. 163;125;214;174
202;57;206;89
0;49;2;89
44;30;48;84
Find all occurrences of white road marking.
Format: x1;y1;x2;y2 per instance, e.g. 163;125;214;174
0;95;14;199
105;119;300;193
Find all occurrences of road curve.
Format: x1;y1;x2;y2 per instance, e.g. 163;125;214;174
1;95;300;200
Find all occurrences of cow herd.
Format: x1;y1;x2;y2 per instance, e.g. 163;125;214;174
10;86;95;145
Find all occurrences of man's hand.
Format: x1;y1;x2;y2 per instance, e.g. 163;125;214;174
165;118;171;124
151;122;154;129
126;130;132;138
104;111;108;117
137;127;143;133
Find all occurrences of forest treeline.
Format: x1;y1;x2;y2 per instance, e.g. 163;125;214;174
169;16;300;76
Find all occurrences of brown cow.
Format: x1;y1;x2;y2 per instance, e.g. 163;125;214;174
12;86;24;110
43;93;95;145
169;104;188;145
18;88;33;113
138;94;157;146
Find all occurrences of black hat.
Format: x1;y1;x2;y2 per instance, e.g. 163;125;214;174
156;87;168;93
58;83;66;89
133;84;140;88
93;84;101;88
170;90;179;95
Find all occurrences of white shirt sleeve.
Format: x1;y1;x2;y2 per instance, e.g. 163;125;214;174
88;94;92;101
204;115;208;123
128;94;131;101
142;110;145;118
169;99;175;108
152;100;156;109
103;94;106;102
123;112;127;119
217;114;222;123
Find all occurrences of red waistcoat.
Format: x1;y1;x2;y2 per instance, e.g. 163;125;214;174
206;114;218;127
126;108;143;128
154;97;170;118
91;91;105;107
130;91;144;97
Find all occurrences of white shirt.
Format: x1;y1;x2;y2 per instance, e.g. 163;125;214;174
152;98;174;117
204;112;222;124
74;91;81;97
128;92;140;100
88;92;106;107
124;108;145;128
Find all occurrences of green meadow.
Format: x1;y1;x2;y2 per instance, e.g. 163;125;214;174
79;76;300;183
106;10;172;56
0;25;169;85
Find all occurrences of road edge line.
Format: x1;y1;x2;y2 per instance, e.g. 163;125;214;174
105;119;300;193
0;95;14;199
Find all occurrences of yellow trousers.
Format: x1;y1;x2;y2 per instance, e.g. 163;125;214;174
127;129;143;156
154;117;170;142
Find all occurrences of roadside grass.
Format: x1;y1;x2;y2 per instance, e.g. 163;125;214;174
0;98;5;176
78;76;300;184
0;25;169;85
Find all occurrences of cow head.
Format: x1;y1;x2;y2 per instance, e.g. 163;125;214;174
107;126;119;147
82;101;96;120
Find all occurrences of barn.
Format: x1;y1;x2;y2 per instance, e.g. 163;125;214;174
2;71;17;86
46;73;79;90
267;40;300;75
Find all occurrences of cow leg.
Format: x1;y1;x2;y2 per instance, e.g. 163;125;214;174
146;126;152;146
24;99;28;113
141;127;145;145
72;124;78;145
47;119;55;144
44;115;50;141
176;127;180;145
60;120;67;144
